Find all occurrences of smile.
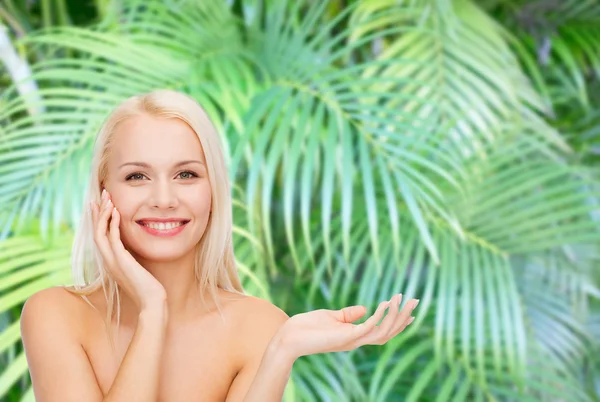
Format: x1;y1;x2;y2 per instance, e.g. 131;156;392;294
135;219;190;237
140;221;185;230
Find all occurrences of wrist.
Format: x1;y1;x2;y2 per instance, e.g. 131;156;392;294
267;330;298;367
140;292;167;311
139;301;168;327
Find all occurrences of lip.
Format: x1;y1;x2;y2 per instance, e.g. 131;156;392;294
136;218;190;223
136;219;190;238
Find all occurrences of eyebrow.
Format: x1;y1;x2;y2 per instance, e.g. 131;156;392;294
119;160;205;169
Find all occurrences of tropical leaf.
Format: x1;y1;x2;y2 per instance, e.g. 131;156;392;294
349;0;568;153
0;0;254;239
0;0;599;400
228;0;466;277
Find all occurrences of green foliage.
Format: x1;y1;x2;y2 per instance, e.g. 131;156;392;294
1;0;599;400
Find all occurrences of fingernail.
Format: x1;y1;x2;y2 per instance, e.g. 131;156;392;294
413;299;420;308
408;316;415;325
106;199;112;208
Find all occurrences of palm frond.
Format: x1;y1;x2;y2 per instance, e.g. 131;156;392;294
453;137;600;253
228;0;466;275
349;0;567;154
0;0;253;239
0;0;598;400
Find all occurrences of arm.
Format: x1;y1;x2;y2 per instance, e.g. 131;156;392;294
236;334;295;402
21;287;167;402
103;301;167;402
228;294;418;401
21;288;104;402
224;298;290;402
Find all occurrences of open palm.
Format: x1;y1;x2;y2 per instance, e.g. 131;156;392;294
279;294;418;358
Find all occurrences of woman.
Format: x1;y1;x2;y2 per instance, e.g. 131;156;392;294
20;90;419;401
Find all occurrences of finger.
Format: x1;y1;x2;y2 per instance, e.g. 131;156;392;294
91;190;108;226
94;198;116;266
354;300;390;337
395;316;415;335
97;198;113;237
390;315;415;338
93;188;107;223
392;299;419;334
337;305;367;323
93;190;109;226
108;207;125;252
108;207;138;273
378;294;402;336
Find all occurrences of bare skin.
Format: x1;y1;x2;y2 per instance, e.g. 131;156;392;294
21;285;287;401
21;113;419;401
21;114;291;401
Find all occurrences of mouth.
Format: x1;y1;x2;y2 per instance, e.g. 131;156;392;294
135;219;190;237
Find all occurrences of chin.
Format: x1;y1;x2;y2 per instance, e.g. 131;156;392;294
142;253;188;263
124;241;196;264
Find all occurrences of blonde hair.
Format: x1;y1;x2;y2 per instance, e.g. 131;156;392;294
67;89;244;348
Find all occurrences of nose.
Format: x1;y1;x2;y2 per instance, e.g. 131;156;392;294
149;179;179;210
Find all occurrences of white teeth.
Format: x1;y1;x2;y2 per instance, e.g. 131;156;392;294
142;221;185;230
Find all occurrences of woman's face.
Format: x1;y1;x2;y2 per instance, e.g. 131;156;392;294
103;114;212;263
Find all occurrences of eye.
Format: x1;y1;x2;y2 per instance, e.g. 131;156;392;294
177;170;199;180
125;172;147;181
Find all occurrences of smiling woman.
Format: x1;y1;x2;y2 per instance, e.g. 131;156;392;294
18;90;419;402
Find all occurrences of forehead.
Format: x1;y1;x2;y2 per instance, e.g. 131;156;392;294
110;114;206;165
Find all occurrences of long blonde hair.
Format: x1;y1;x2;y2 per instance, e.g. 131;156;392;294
67;89;244;346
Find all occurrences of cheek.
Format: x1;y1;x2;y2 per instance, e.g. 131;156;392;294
108;188;142;239
110;190;139;220
187;181;212;212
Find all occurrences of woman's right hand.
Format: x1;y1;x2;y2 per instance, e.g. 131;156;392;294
91;189;167;312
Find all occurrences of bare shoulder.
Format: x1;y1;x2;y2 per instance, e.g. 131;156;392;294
218;291;288;355
224;293;289;333
22;286;85;322
21;286;91;339
226;293;288;320
21;286;105;401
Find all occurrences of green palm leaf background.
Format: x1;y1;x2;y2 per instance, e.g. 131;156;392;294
1;0;599;400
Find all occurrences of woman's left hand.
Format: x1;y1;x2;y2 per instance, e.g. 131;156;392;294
273;294;419;361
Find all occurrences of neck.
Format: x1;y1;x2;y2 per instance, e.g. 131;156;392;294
118;249;206;324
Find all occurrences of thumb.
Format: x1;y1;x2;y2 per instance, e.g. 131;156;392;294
338;305;367;323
